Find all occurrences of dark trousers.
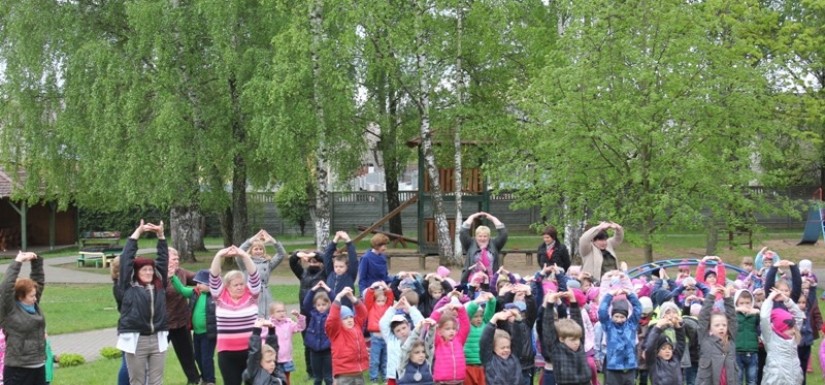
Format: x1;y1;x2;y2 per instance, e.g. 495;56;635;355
193;333;217;383
310;349;333;385
168;326;201;383
541;369;555;385
604;369;636;385
218;350;249;385
757;346;767;385
4;365;46;385
799;344;812;385
303;330;314;377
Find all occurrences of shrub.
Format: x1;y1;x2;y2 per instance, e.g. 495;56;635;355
99;346;121;360
58;353;85;367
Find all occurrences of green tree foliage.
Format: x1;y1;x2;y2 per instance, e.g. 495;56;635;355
488;0;789;261
275;180;312;236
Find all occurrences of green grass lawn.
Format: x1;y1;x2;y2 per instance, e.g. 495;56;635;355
41;284;301;335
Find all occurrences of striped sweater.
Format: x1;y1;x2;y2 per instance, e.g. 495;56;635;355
210;271;261;352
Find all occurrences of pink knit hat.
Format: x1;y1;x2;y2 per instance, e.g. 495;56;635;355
771;308;795;340
437;266;451;278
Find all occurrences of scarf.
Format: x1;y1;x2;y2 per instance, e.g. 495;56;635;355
545;242;556;263
479;246;490;272
17;301;36;314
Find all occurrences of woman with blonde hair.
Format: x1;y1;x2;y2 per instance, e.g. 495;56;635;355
460;211;508;285
210;244;261;385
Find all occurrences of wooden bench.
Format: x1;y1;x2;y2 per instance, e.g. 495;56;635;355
79;231;122;248
499;249;535;266
77;246;123;268
356;226;418;248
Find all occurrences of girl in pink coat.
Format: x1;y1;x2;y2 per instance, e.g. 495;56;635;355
429;302;471;384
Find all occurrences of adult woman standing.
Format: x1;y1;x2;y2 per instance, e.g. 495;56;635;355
579;221;624;280
460;211;508;284
210;244;261;385
536;225;571;272
237;229;286;317
117;220;169;385
0;250;45;385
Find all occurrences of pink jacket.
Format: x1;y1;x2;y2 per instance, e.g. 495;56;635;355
430;305;470;382
266;315;306;363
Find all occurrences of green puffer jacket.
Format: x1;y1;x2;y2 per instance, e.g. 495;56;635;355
464;296;497;364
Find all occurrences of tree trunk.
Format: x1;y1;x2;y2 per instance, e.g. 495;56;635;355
705;214;719;255
229;74;248;246
453;0;465;258
381;65;404;236
309;0;331;249
415;0;454;263
170;205;206;262
218;206;233;247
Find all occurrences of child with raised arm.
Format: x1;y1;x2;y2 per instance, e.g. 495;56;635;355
734;289;759;385
380;296;425;385
464;291;498;385
242;319;287;385
238;229;287;317
398;318;436;385
366;281;395;384
267;302;306;385
323;231;358;307
303;281;333;385
696;286;737;385
481;311;524;385
429;302;471;384
326;287;369;384
541;289;591;385
598;287;643;385
761;288;804;385
644;313;686;385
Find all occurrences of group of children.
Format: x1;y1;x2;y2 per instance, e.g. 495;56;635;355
178;229;825;385
230;227;812;385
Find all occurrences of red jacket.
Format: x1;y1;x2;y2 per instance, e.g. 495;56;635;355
326;300;369;376
365;288;395;333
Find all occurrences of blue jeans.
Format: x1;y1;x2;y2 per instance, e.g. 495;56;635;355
118;353;130;385
684;366;698;385
368;334;387;381
737;352;757;385
521;367;534;385
542;369;556;385
193;333;217;383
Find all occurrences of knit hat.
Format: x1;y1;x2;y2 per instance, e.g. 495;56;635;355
567;279;581;290
678;259;691;271
504;301;527;312
704;270;717;281
681;277;697;287
570;288;587;306
400;278;417;291
611;299;630;317
656;334;674;351
690;303;702;316
340;306;354;319
193;269;210;285
800;259;813;272
659;301;680;317
470;271;489;285
567;265;580;276
437;266;451;278
133;257;155;270
639;296;653;314
770;308;795;340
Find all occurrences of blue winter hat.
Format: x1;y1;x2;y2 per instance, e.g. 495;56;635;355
193;269;210;285
340;306;354;319
504;301;527;312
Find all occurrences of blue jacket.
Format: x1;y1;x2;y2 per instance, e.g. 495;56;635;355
324;241;358;307
598;292;643;371
358;249;391;294
302;290;331;352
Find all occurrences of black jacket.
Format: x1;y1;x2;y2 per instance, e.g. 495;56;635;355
480;323;523;385
117;238;169;335
290;252;326;314
242;327;287;385
537;242;571;273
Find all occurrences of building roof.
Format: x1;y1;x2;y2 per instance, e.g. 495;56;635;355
0;166;26;198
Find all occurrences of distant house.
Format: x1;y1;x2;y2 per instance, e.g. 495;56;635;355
0;167;78;250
